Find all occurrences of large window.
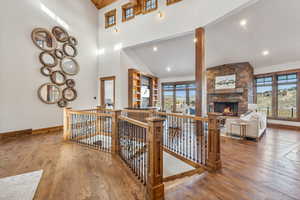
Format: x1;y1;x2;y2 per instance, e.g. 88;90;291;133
105;9;116;28
162;81;196;113
122;3;135;22
143;0;157;13
255;71;299;120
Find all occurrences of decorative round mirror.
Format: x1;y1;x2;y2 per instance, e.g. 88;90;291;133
66;79;76;88
63;88;77;101
31;28;57;52
58;99;68;108
60;57;80;75
63;43;77;57
50;71;66;85
39;51;58;67
40;66;52;76
38;83;61;104
52;26;69;42
54;49;64;59
68;36;78;46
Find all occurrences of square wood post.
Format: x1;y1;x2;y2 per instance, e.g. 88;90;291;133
112;110;122;154
206;112;222;172
146;117;165;200
63;107;72;141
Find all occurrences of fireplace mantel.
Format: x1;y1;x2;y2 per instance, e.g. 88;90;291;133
208;88;244;95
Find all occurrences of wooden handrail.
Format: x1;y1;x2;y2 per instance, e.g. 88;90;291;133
156;111;209;122
122;109;154;114
118;115;149;129
68;110;113;117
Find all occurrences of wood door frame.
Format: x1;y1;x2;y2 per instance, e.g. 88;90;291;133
100;76;116;108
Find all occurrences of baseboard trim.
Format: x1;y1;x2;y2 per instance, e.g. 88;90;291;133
267;123;300;131
0;126;63;140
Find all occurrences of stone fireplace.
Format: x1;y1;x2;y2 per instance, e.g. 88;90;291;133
207;62;254;116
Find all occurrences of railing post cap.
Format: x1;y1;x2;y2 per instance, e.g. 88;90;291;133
146;117;165;122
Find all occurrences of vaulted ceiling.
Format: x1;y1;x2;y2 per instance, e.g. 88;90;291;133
91;0;139;9
91;0;118;9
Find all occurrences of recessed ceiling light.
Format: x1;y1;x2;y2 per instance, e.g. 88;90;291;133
98;48;105;55
193;38;198;43
262;50;269;56
240;19;247;27
166;67;171;72
114;43;123;51
153;46;158;52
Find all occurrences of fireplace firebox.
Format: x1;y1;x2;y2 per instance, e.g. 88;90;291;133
214;102;238;116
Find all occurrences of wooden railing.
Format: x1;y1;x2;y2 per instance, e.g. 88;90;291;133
63;107;222;200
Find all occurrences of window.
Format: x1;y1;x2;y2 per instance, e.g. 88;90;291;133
162;81;196;113
105;9;116;28
143;0;157;13
277;74;297;118
255;77;273;117
122;3;135;22
255;71;299;120
166;0;182;6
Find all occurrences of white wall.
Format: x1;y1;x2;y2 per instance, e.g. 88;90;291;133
98;0;255;111
0;0;99;133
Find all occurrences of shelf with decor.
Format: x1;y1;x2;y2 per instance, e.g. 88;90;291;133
128;68;159;108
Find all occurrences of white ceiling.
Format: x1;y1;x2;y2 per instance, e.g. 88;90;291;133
126;0;300;78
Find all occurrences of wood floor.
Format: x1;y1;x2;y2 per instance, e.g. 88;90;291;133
1;128;300;200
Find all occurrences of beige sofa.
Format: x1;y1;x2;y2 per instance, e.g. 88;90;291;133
225;111;267;140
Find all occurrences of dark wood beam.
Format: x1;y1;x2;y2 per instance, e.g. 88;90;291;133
195;27;205;116
91;0;119;9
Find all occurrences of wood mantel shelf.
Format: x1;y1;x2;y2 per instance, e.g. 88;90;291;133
208;88;244;95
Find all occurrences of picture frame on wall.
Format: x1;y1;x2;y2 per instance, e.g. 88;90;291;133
215;74;236;89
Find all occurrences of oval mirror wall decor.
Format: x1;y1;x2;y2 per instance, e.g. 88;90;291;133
40;66;52;76
63;88;77;101
60;57;80;75
68;36;78;46
50;71;66;86
66;79;76;88
54;49;64;59
39;51;58;67
58;99;68;108
63;43;77;57
38;83;62;104
32;26;79;108
31;28;57;52
52;26;69;42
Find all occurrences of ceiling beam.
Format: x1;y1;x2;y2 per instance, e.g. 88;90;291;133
91;0;119;9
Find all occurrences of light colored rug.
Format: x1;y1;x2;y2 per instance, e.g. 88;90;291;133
0;170;43;200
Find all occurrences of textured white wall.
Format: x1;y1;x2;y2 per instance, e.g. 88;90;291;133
0;0;99;133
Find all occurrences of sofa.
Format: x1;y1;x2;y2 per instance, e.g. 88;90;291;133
225;109;267;140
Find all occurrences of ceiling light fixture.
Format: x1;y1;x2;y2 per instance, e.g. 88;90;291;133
193;38;198;43
240;19;247;27
153;46;158;52
166;67;171;72
114;43;123;51
98;48;105;55
262;50;269;56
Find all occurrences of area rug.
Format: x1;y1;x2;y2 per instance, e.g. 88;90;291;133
0;170;43;200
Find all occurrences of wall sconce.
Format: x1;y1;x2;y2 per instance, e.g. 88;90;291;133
157;11;165;19
114;27;120;33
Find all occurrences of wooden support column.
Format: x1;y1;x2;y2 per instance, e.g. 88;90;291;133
195;27;205;117
112;110;122;154
146;117;165;200
206;112;222;172
63;107;72;141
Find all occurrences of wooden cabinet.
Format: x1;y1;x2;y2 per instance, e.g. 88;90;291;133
128;69;159;108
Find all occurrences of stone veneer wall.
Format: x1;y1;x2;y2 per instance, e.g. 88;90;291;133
206;62;254;116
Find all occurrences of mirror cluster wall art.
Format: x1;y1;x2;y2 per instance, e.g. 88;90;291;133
32;26;79;108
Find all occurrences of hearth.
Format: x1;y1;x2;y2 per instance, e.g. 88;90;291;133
214;102;238;116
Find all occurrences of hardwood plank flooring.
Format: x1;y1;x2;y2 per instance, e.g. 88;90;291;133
0;128;300;200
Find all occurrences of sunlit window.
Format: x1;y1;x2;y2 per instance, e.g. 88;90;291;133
105;9;116;28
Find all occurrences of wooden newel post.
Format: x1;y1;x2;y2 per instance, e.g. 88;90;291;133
206;112;222;172
146;117;165;200
63;107;72;141
112;110;121;154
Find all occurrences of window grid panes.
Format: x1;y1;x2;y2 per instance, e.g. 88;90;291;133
162;82;195;114
145;0;157;11
125;7;134;19
108;15;115;26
